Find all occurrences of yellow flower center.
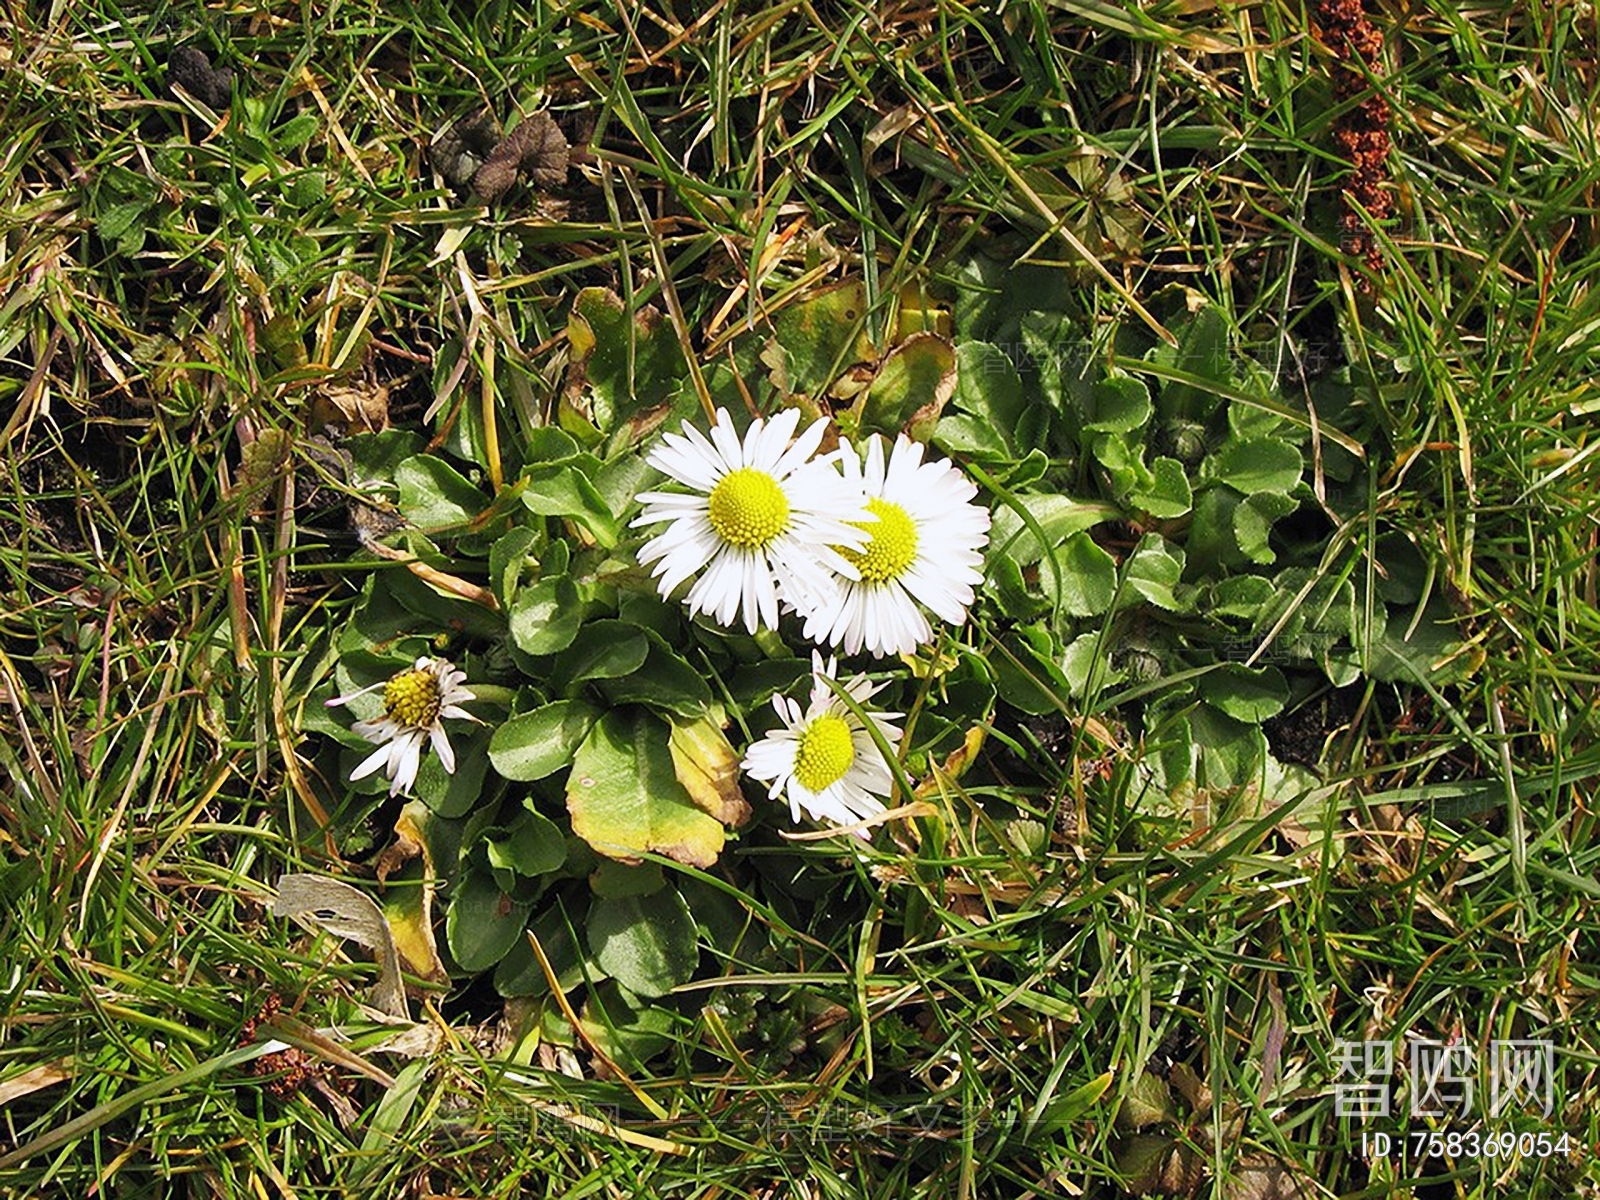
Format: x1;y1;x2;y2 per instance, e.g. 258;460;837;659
384;667;442;728
707;467;790;548
793;713;856;793
840;497;918;583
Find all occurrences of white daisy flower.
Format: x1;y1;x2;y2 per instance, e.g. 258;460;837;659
801;433;990;657
631;407;874;634
326;656;477;797
740;652;904;836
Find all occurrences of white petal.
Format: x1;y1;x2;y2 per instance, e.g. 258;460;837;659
351;717;396;743
708;409;747;470
326;679;387;708
431;725;457;775
770;413;828;479
351;741;396;781
390;735;423;796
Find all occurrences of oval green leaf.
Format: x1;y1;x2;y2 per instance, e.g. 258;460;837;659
445;869;532;972
489;700;601;782
567;709;726;867
396;455;487;530
586;890;698;998
510;574;583;656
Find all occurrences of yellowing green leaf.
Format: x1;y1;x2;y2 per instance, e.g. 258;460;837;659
667;710;751;827
567;710;727;868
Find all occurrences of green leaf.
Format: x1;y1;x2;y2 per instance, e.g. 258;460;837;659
521;461;621;547
597;630;713;717
275;112;319;150
1373;532;1430;605
445;869;533;972
1148;710;1195;791
1058;533;1118;617
1028;1070;1114;1140
1021;310;1094;427
1186;486;1242;572
1061;631;1124;698
1000;448;1051;489
1231;492;1275;564
1206;437;1303;495
727;657;811;713
586;890;698;998
396;455;486;530
592;452;654;523
489;525;539;607
1121;535;1186;611
1199;664;1287;723
490;700;601;782
567;287;687;430
990;495;1118;563
992;625;1072;715
495;903;597;997
610;592;673;643
1192;704;1266;791
590;860;666;898
567;709;727;867
1086;374;1152;433
509;574;584;656
1367;602;1483;686
934;413;1010;459
347;429;425;486
484;805;568;879
1227;389;1289;440
1092;430;1153;499
950;341;1027;453
1207;574;1275;619
989;554;1049;621
283;170;326;207
1152;303;1230;422
384;553;506;639
523;426;582;463
552;620;650;689
953;252;1074;347
767;281;873;397
579;980;675;1069
415;723;496;819
1130;456;1193;519
97;199;150;243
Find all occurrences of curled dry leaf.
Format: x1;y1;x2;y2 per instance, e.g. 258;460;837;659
309;380;389;435
272;874;410;1020
470;154;521;204
471;113;570;201
167;45;234;110
430;108;501;188
503;113;570;188
373;800;449;984
1228;1157;1319;1200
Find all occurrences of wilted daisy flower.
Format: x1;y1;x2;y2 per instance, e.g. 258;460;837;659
741;652;904;836
326;657;476;796
631;407;874;634
801;434;990;657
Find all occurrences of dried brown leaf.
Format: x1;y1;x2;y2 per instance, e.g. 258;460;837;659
504;113;570;187
273;874;409;1019
471;154;520;202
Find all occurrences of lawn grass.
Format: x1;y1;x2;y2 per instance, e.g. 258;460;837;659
2;0;1599;1196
